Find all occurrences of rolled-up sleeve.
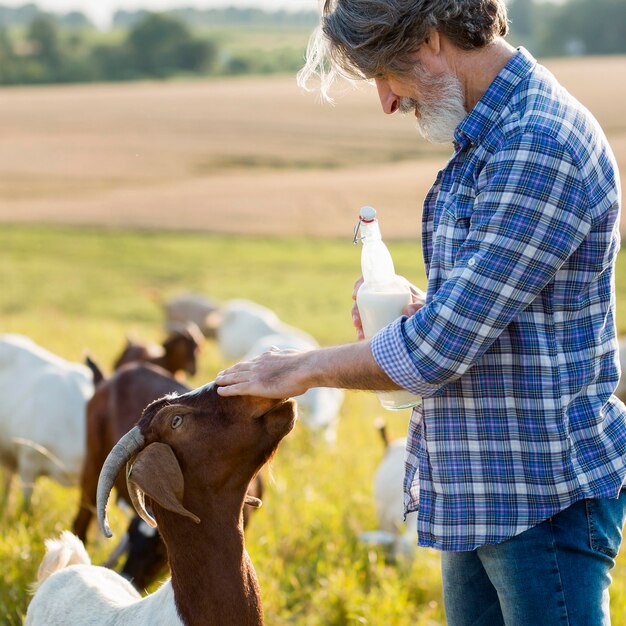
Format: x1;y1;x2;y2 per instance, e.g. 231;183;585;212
371;131;593;396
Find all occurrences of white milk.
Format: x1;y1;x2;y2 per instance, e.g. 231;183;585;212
357;286;411;338
357;283;422;410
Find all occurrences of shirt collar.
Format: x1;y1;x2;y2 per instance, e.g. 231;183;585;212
454;47;537;148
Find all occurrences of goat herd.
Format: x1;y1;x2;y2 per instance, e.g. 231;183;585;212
1;294;411;625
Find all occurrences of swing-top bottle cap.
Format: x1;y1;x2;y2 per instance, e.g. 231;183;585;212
359;206;377;223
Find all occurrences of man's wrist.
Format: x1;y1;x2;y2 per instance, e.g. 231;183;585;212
296;347;332;389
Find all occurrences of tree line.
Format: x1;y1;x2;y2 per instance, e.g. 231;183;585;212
0;1;624;86
507;0;626;57
0;12;219;84
0;6;317;85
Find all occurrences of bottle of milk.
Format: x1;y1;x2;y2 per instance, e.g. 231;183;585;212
354;206;421;411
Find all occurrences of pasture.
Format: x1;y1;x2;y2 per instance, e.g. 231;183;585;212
1;53;626;624
2;226;626;624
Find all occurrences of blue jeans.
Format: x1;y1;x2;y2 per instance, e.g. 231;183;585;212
441;491;626;625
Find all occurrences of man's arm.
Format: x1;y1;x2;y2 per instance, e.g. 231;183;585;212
215;340;404;399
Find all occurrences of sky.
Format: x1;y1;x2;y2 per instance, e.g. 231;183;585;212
1;1;320;29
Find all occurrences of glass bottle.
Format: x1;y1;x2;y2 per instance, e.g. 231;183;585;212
354;206;421;410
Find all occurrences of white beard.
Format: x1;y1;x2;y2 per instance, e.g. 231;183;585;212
399;71;467;144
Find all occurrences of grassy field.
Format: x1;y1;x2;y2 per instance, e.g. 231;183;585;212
2;225;626;624
1;52;626;624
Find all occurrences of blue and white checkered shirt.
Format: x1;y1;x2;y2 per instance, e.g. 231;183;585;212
371;48;625;551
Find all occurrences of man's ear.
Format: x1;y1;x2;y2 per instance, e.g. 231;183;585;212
424;30;441;55
419;30;444;71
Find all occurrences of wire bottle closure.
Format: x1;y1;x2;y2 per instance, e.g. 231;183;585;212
353;206;377;245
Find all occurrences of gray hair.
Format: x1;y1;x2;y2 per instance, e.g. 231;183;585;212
298;0;509;99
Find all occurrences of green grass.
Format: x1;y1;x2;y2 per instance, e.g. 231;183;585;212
0;225;425;357
1;224;626;624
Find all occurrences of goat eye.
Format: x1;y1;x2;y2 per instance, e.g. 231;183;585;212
171;415;184;429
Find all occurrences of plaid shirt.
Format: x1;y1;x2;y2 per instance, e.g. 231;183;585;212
371;48;625;551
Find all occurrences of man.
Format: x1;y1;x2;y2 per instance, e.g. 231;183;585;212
216;1;626;623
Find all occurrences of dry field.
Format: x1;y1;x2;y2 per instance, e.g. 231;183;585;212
0;54;624;239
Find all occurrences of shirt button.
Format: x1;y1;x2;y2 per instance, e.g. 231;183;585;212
468;258;476;267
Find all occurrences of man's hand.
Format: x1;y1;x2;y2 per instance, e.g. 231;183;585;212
216;347;310;399
352;277;366;340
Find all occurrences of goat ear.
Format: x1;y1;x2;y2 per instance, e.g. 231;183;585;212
244;495;262;508
126;442;201;527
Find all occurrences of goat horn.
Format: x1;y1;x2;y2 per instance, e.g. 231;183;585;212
97;426;145;538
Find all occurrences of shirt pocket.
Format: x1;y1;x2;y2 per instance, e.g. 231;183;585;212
434;185;476;275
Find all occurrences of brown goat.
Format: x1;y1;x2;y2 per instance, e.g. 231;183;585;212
26;384;296;626
113;323;204;378
73;362;263;591
74;360;265;536
106;384;295;624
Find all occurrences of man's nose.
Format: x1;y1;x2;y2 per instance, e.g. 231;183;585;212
375;78;399;114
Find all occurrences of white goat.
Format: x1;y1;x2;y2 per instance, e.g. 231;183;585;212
243;333;344;443
363;423;417;561
26;531;179;625
163;292;220;338
0;334;94;508
216;299;318;361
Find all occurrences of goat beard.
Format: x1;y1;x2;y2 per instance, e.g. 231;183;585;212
398;69;467;145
